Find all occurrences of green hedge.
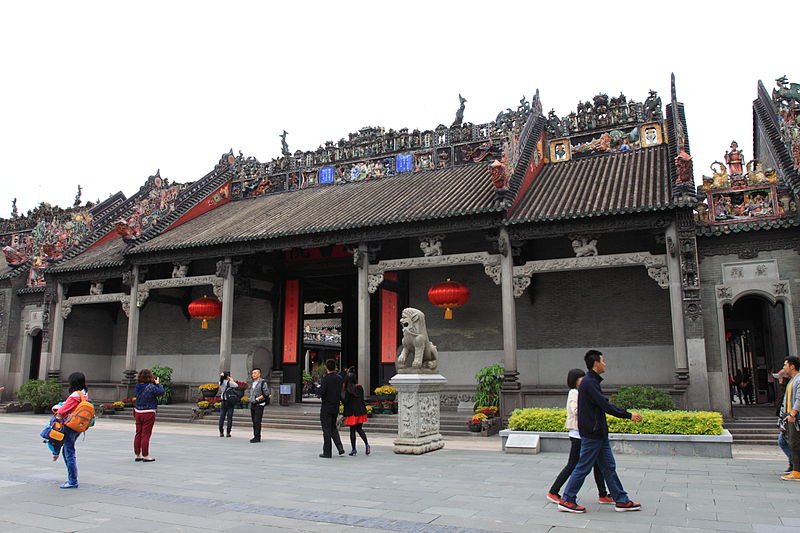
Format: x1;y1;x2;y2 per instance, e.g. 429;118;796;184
612;386;675;410
507;408;723;436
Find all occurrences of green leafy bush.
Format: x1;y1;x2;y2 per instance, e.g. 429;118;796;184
507;408;723;436
17;379;63;410
612;386;675;411
151;365;173;405
473;363;503;408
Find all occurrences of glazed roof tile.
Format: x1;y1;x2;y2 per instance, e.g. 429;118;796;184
508;144;674;223
130;163;500;254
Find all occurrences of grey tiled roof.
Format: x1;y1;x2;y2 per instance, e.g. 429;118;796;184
130;163;500;254
47;238;128;273
508;144;674;223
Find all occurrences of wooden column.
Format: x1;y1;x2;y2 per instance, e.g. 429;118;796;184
123;266;141;384
665;222;689;382
46;282;65;381
357;243;371;395
219;258;235;373
499;228;519;390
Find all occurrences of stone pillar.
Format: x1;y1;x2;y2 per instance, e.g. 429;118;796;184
390;373;446;454
665;222;689;382
123;266;141;384
676;210;710;409
218;258;235;373
499;228;520;420
46;282;65;381
357;243;371;395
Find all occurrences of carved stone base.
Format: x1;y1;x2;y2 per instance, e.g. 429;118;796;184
122;369;137;385
47;370;61;381
389;373;447;455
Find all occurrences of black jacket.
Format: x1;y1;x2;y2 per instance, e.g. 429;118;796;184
577;370;632;439
318;372;344;414
343;384;367;417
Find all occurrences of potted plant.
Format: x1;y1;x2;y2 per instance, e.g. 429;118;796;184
213;401;222;411
466;413;488;432
123;397;136;408
152;365;173;404
473;364;503;410
196;400;210;410
382;399;394;414
113;401;125;411
16;379;62;414
101;403;116;415
366;405;374;418
374;385;397;401
198;383;219;398
239;395;250;409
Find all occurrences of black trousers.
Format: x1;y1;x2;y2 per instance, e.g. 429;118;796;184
250;403;265;439
550;436;608;496
320;410;344;456
219;403;234;435
349;423;369;450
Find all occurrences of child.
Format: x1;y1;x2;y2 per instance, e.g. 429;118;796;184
40;412;65;461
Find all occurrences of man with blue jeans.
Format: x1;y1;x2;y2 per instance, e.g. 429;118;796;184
558;350;643;513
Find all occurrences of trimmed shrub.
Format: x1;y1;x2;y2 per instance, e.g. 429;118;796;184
507;408;723;436
612;386;675;410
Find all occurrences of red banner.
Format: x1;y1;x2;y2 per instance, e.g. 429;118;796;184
282;279;300;364
380;287;398;363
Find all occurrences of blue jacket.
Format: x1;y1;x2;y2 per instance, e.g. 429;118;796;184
134;383;165;411
577;370;631;439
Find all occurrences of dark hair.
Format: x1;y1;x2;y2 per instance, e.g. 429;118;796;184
137;369;155;384
345;372;359;395
251;367;261;374
219;371;231;385
67;372;87;393
785;357;800;372
584;350;603;370
567;368;586;389
325;359;337;372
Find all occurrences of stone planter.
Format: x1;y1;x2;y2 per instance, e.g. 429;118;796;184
499;429;733;458
480;417;501;437
201;389;219;398
468;424;482;433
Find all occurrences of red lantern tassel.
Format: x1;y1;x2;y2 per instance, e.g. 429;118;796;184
444;308;453;319
201;319;209;329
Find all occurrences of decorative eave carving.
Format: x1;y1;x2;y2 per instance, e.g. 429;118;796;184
367;252;502;293
61;293;131;319
138;274;224;307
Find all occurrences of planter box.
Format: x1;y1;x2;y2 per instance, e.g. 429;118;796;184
499;429;733;458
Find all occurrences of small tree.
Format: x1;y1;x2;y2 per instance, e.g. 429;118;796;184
151;365;173;405
473;363;504;408
17;379;62;412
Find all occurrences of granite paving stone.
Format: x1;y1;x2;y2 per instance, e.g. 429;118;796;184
2;413;799;532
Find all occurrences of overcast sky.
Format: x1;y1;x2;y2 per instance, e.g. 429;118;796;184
0;1;795;218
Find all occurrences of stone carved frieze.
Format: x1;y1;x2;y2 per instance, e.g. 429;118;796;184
61;293;131;320
138;275;224;307
512;274;532;298
484;264;502;285
367;274;383;293
418;393;440;436
512;252;669;297
89;281;104;295
399;394;418;438
569;235;598;257
172;262;190;278
419;235;444;257
368;252;501;293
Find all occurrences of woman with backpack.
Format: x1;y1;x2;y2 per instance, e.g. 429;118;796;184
218;371;241;438
342;372;370;456
52;372;90;489
133;369;164;462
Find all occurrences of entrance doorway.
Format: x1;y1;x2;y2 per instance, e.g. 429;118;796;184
724;295;790;407
29;330;43;380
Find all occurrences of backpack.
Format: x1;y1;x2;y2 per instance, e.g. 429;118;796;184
64;391;96;433
223;384;244;406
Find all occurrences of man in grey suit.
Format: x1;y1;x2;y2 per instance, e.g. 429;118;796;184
249;368;269;443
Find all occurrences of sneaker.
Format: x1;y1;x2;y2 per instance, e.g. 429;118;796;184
598;495;615;504
781;471;800;481
615;501;641;512
546;492;561;504
784;467;793;475
249;438;260;443
557;500;586;513
59;482;79;489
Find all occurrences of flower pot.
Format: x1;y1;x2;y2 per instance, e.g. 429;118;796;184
201;389;219;398
468;424;482;433
377;394;396;402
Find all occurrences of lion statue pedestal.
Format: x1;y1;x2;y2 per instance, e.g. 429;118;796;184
390;307;447;455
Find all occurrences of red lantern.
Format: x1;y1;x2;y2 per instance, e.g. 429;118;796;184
427;279;470;319
188;295;222;329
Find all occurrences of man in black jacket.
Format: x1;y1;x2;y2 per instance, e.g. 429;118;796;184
558;350;643;514
318;359;345;458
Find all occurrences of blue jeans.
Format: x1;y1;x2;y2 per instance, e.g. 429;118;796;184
779;432;792;464
62;427;79;485
563;436;629;504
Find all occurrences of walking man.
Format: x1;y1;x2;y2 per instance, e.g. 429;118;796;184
558;350;643;514
780;356;800;480
318;359;345;458
249;368;269;443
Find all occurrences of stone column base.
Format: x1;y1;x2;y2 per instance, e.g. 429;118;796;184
389;373;447;455
122;369;137;385
46;370;61;381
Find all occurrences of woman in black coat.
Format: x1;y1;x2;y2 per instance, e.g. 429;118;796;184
342;373;370;456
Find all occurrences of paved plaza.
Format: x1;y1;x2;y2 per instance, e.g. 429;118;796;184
0;414;799;533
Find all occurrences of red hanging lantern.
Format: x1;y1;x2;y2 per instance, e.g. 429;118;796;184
187;295;222;329
427;279;470;319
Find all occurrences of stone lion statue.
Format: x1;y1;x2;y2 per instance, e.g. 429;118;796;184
396;307;439;373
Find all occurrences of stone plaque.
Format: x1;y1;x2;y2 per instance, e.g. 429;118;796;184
505;433;540;454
